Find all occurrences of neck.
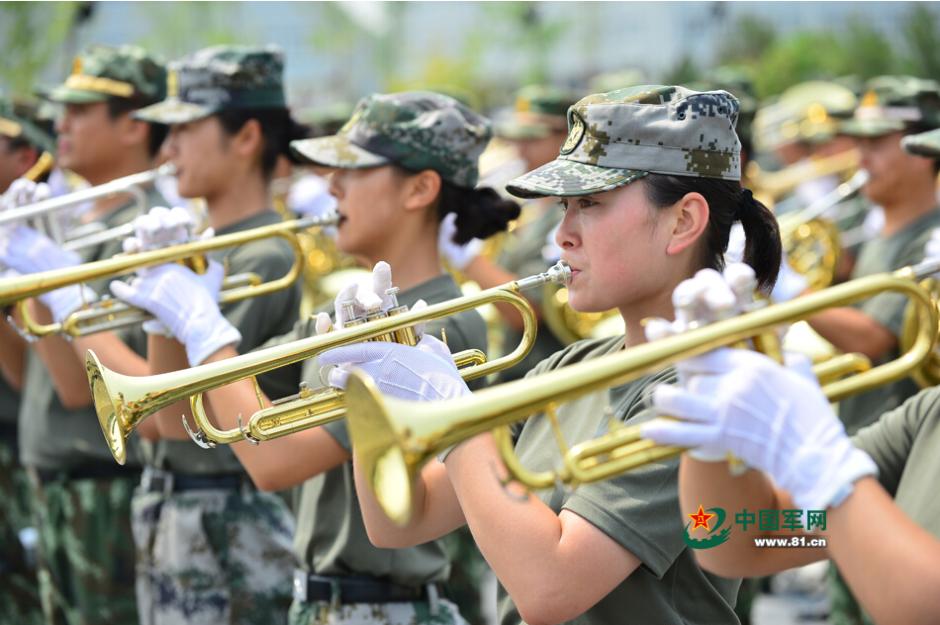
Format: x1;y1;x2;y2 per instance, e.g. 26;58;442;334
619;286;678;349
83;151;155;220
206;170;270;231
365;223;442;293
880;177;938;237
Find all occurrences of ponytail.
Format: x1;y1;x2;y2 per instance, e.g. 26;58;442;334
643;174;781;292
437;182;521;244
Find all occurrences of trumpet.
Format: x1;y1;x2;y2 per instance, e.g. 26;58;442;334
344;260;940;526
0;212;339;338
86;262;572;465
747;148;860;208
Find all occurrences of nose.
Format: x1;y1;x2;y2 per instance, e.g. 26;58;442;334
555;201;579;250
328;170;346;200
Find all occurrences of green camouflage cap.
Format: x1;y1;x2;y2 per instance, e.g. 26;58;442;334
753;81;857;151
496;85;580;140
840;75;940;137
46;44;166;105
901;127;940;157
290;91;491;188
135;45;286;125
0;96;56;154
506;85;741;199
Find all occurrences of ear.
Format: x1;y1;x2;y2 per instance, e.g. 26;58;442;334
230;118;263;160
665;191;709;256
401;169;442;214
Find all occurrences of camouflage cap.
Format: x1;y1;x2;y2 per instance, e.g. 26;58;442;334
506;85;741;199
134;45;286;125
495;85;580;140
753;81;857;151
840;75;940;137
0;96;56;154
901;127;940;157
691;67;757;149
290;91;491;189
46;44;166;106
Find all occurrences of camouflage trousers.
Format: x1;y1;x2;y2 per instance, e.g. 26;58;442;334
28;470;139;625
828;562;872;625
132;482;296;625
439;527;491;625
0;439;43;625
288;596;467;625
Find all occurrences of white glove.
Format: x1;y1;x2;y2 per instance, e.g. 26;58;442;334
1;179;51;211
924;227;940;264
318;334;468;402
109;262;241;366
287;174;338;220
123;205;208;254
641;349;877;511
542;222;563;263
0;224;96;323
438;212;483;271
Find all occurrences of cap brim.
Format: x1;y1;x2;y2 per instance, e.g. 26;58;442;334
134;99;213;125
901;130;940;158
505;158;647;198
840;118;906;137
290;135;389;169
45;85;109;104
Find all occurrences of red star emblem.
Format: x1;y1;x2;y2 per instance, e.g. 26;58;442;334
689;505;715;531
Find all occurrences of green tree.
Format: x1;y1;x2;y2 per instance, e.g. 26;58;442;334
902;4;940;81
0;2;80;95
133;2;245;59
717;14;777;65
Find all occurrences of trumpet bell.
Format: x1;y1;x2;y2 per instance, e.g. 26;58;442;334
86;351;129;465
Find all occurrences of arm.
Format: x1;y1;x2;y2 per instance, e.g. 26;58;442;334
443;433;641;625
808;307;896;360
0;313;27;390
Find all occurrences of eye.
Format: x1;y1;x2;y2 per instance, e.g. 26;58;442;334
575;197;599;209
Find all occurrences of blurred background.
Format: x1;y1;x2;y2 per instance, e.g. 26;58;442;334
3;1;940;110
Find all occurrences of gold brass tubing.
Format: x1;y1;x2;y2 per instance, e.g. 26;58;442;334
343;260;940;526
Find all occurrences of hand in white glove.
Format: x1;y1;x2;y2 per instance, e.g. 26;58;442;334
0;224;96;323
641;349;877;511
924;227;940;265
319;334;468;401
109;262;241;366
438;212;482;271
123;205;209;254
1;179;51;211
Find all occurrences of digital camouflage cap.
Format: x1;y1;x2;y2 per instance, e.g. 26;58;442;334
495;85;579;140
840;75;940;137
506;85;741;199
45;44;166;106
290;91;491;189
135;45;286;125
0;96;56;154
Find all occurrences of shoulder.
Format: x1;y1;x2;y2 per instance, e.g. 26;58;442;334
526;335;625;378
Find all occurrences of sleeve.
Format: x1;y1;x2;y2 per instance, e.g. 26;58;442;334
561;368;682;578
222;239;302;352
850;385;938;496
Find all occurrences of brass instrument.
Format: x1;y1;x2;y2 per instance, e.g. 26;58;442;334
747;148;860;208
901;276;940;388
0;213;338;338
778;170;869;291
541;284;623;344
344;260;940;525
86;262;572;465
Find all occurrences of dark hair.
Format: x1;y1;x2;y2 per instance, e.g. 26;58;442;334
106;96;168;158
216;107;311;179
902;125;940;175
643;174;782;292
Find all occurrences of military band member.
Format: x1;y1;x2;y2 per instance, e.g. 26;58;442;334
336;86;782;624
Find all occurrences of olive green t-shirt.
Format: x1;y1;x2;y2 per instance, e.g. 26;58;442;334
496;202;565;383
838;208;940;434
286;273;488;585
18;187;165;470
146;210;303;475
499;336;740;625
852;385;940;536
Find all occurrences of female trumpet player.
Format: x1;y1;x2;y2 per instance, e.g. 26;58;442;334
5;45;309;624
113;91;519;625
638;128;940;625
317;86;783;625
